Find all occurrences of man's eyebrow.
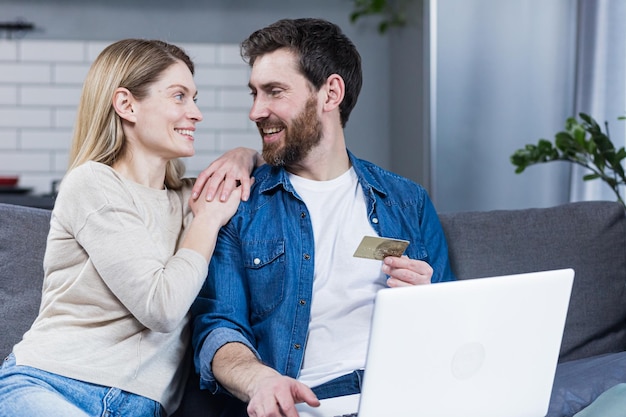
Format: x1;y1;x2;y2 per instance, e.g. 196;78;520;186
248;81;288;91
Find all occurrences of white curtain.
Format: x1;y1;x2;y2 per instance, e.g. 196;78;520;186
570;0;626;203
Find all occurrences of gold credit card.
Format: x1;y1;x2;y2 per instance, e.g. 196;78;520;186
353;236;410;260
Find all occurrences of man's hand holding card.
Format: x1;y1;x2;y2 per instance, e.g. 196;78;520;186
353;236;433;287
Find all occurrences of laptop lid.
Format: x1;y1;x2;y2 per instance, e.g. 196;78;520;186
297;268;574;417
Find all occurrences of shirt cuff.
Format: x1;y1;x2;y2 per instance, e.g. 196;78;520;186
198;327;260;394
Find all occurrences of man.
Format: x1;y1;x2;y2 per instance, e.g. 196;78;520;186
190;18;456;417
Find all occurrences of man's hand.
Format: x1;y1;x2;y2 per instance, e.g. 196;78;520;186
382;256;433;287
213;342;319;417
191;147;261;202
246;374;320;417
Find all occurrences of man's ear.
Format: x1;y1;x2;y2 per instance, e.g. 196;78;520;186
112;87;136;122
322;74;345;113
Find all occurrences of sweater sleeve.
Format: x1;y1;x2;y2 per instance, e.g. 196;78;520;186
51;162;208;333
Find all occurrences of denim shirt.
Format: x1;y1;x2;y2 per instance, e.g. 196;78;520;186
190;151;456;394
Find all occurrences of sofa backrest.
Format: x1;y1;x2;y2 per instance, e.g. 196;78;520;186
439;200;626;362
0;203;51;357
2;201;625;364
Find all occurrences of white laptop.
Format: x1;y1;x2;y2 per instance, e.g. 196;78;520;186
296;268;574;417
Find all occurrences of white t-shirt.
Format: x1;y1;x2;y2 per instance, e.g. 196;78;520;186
289;168;388;388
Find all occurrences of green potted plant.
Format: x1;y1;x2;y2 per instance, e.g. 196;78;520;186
510;113;626;209
349;0;409;33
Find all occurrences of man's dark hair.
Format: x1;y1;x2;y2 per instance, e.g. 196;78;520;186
241;18;362;127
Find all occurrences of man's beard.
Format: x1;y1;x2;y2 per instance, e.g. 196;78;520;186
261;96;322;167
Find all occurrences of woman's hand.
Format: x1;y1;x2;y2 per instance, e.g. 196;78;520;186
189;180;242;227
184;181;242;261
191;147;262;202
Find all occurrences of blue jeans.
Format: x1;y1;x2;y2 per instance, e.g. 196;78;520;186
311;369;364;400
0;353;162;417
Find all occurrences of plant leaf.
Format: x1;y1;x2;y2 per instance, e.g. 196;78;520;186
510;113;626;208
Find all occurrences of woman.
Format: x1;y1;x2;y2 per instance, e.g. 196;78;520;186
0;39;257;417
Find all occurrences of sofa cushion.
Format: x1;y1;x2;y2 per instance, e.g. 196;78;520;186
0;203;51;357
547;351;626;417
439;201;626;362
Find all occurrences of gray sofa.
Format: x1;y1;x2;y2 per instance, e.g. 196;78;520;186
2;201;625;417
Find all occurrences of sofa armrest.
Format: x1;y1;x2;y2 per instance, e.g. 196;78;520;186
0;203;52;357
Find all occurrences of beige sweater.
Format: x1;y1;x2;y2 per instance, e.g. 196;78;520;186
14;161;208;415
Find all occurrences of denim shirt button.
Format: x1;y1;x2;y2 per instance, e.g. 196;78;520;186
303;253;311;260
294;343;301;350
299;299;306;305
372;217;379;224
300;212;306;218
253;258;261;265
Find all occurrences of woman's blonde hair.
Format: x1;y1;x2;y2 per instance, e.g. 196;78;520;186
68;39;195;189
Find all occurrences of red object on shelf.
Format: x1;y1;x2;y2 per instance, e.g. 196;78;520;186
0;176;19;187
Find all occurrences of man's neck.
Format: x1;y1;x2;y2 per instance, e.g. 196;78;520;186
286;145;350;181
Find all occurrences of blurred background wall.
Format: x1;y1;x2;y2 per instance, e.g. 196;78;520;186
4;0;620;213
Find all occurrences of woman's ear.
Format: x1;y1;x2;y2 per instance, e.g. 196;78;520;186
322;74;345;113
113;87;136;122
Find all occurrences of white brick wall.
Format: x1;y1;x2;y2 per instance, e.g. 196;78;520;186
0;39;259;195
